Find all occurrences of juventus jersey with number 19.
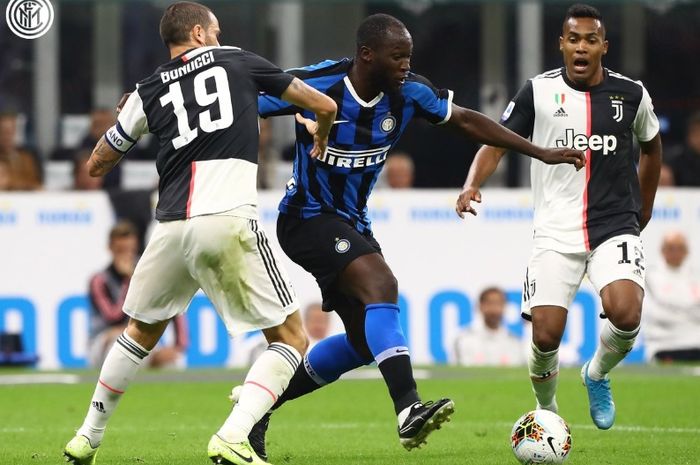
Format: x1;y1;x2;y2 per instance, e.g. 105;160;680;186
258;59;454;234
501;68;659;253
105;46;294;221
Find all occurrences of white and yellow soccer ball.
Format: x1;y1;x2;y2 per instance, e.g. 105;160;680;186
510;410;572;464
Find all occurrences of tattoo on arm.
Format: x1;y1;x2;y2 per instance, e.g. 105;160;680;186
89;137;124;177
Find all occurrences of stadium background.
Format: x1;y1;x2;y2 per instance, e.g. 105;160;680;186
1;0;699;369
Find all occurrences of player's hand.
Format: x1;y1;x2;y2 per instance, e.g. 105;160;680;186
295;113;327;159
455;186;482;218
538;148;586;170
116;92;132;114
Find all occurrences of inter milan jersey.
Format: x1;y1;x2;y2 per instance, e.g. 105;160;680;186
106;46;294;221
259;59;453;233
501;67;659;252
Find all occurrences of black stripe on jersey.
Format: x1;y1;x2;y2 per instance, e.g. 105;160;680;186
249;220;292;306
355;105;377;146
117;334;148;359
268;343;300;371
355;171;377;215
329;172;347;211
539;68;563;79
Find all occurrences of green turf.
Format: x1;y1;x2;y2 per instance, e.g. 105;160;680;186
1;367;699;465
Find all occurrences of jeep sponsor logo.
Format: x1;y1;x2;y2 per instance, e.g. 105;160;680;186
556;128;617;155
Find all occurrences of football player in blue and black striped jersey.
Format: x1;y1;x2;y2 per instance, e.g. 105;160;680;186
242;13;584;458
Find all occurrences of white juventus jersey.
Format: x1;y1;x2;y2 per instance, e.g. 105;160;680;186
501;68;659;252
105;46;294;221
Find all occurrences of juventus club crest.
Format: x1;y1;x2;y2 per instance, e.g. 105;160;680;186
611;97;624;122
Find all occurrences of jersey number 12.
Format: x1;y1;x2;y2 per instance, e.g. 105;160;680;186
159;66;234;149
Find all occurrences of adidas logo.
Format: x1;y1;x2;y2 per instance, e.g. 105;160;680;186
91;401;106;413
553;107;568;117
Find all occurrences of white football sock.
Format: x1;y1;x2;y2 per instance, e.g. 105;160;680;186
77;332;149;446
528;342;559;412
588;322;639;381
217;343;301;443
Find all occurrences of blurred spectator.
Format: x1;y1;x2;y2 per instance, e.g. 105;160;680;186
88;221;187;368
257;118;280;189
79;109;121;189
73;149;103;190
644;231;700;362
384;151;415;188
453;287;525;366
668;112;700;187
0;112;41;190
0;158;11;191
657;163;675;187
304;302;331;348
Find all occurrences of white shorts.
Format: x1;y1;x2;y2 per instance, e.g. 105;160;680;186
123;215;298;337
522;234;645;318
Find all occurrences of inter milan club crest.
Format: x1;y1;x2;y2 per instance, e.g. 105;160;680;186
610;96;624;122
334;238;351;254
5;0;54;39
380;114;396;133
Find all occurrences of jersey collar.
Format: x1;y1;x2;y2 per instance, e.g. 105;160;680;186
343;76;384;108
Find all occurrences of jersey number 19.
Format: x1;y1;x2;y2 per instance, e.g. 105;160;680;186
159;66;234;149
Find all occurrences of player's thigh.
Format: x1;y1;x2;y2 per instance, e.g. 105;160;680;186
277;213;382;296
522;248;587;320
587;234;645;321
123;221;199;323
587;234;645;296
186;215;298;337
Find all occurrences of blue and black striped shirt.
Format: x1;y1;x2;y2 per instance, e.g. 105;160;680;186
259;59;453;233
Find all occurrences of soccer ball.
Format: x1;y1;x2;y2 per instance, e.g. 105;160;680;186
510;410;572;464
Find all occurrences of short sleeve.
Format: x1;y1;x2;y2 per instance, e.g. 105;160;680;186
406;74;454;125
104;90;148;154
632;85;659;143
245;51;295;98
500;80;535;139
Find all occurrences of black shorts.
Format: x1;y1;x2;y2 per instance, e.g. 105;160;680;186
277;212;382;301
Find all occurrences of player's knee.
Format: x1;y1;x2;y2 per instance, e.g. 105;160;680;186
360;271;398;304
532;330;561;353
609;308;641;332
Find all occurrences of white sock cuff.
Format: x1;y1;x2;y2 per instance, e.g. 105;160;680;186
602;322;639;354
528;342;559;379
267;342;302;374
115;332;150;364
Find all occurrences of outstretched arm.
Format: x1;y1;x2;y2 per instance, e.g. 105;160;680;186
638;133;662;230
280;77;337;158
87;137;123;177
455;146;506;218
446;105;585;167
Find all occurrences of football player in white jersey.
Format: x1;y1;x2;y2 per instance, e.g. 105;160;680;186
456;3;662;430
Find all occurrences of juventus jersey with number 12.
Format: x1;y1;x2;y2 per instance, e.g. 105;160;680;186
105;46;294;221
501;67;659;253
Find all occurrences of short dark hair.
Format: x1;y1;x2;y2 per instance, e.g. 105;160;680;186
479;287;506;304
109;220;138;243
356;13;407;51
159;1;212;47
564;4;604;30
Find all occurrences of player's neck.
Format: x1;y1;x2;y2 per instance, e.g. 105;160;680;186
169;42;204;59
348;64;381;102
565;65;605;90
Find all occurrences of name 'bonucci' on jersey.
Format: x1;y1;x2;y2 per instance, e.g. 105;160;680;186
501;68;659;253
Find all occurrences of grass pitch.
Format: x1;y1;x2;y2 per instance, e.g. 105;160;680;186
0;366;698;465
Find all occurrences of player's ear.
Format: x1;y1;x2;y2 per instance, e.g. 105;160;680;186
558;36;564;52
602;39;609;55
192;24;205;46
359;45;374;64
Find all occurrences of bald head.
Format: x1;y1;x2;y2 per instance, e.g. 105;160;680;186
384;152;414;188
661;231;688;268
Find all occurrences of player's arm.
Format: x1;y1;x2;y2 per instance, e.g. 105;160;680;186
446;105;585;167
87;138;123;177
455;145;507;218
279;77;337;158
638;133;662;230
